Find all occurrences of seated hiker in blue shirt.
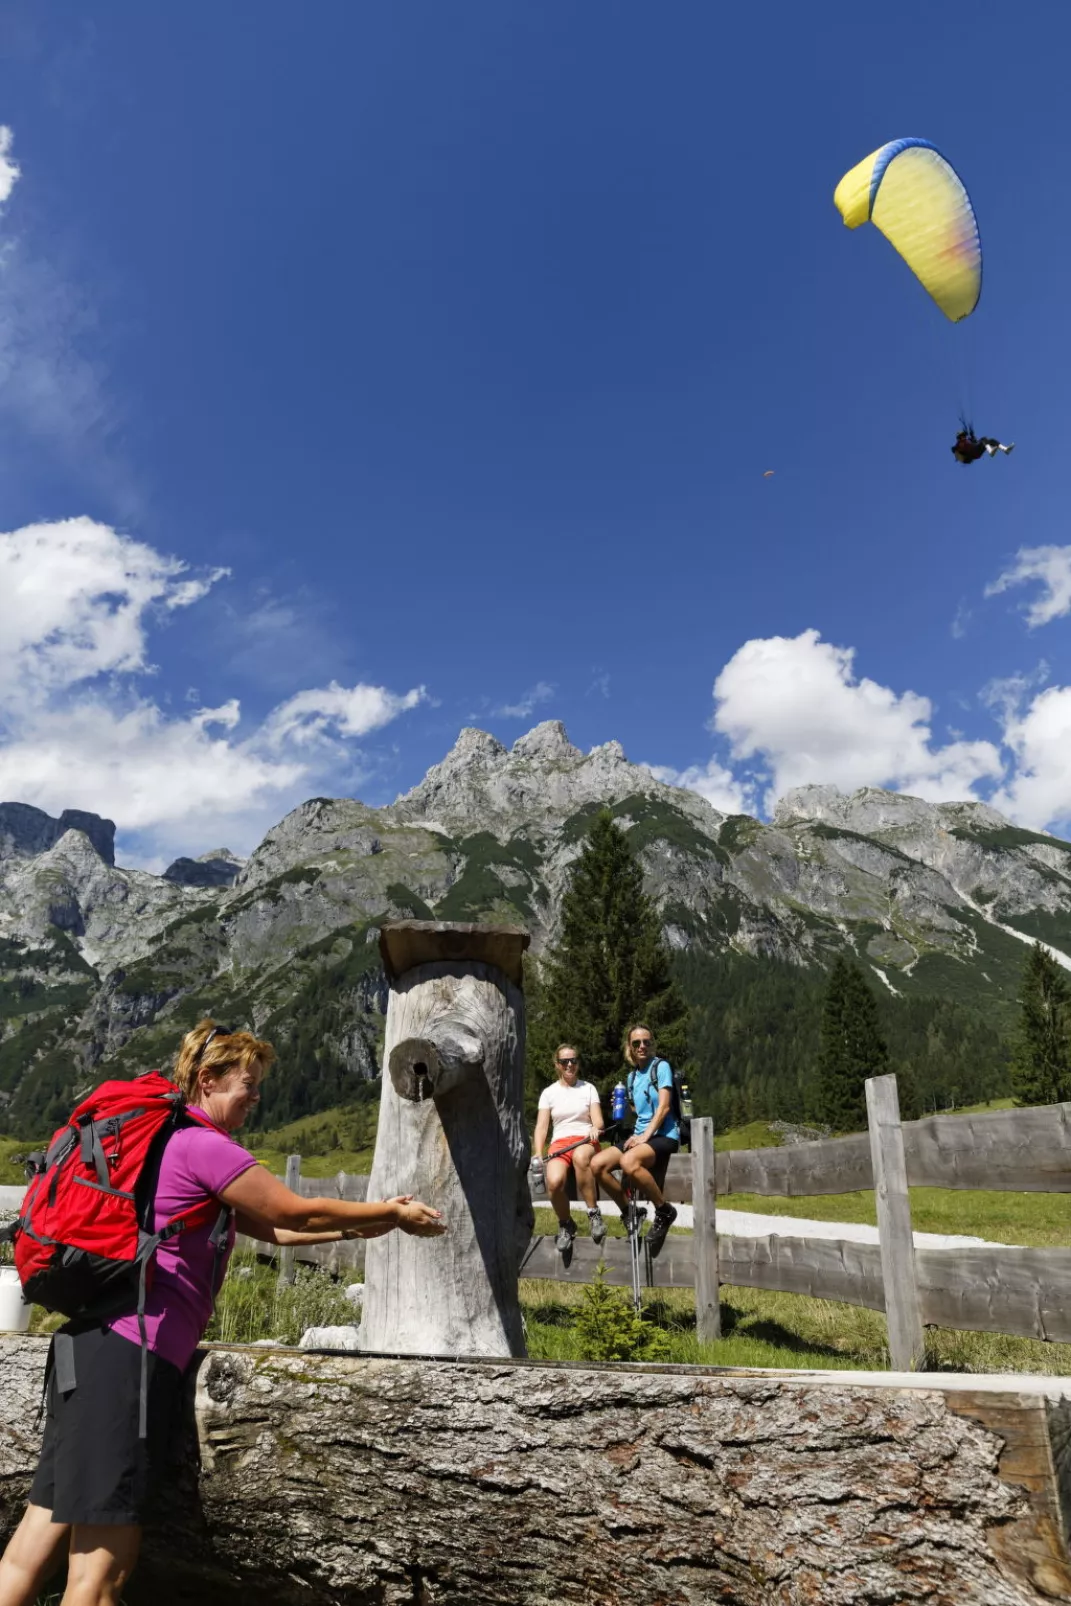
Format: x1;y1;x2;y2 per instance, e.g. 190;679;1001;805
590;1023;679;1256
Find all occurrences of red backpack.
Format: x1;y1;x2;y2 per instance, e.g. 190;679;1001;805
4;1070;231;1326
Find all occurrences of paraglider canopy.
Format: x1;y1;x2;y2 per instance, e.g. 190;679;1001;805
834;138;981;323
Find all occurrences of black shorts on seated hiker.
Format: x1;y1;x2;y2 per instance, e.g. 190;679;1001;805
640;1133;679;1190
30;1325;184;1526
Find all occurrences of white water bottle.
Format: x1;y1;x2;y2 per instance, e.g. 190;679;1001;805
528;1155;546;1197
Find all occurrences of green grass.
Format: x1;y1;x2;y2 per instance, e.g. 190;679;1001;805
0;1134;39;1184
247;1100;379;1176
204;1248;361;1345
725;1185;1070;1248
520;1279;1071;1375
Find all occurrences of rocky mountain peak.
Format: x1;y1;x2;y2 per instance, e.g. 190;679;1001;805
771;783;1014;839
391;720;724;841
0;802;116;867
510;721;582;762
163;849;245;889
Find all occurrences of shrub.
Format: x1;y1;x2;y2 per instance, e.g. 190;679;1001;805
573;1266;672;1362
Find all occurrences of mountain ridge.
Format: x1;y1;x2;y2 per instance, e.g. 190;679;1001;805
1;720;1068;1134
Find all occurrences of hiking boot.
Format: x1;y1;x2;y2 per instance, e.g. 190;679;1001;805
588;1208;607;1247
646;1204;677;1258
555;1218;577;1254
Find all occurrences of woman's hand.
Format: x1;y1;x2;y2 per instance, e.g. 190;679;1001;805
390;1196;446;1236
624;1134;645;1151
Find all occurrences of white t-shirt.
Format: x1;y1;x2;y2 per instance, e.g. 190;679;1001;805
538;1078;600;1142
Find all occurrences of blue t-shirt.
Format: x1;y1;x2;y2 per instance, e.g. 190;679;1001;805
628;1059;680;1143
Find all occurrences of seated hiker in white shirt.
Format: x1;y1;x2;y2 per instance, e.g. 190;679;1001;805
532;1045;607;1251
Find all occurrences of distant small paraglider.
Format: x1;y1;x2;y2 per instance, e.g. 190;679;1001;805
763;470;775;477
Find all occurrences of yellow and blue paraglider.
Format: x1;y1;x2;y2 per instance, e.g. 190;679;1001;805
834;138;981;323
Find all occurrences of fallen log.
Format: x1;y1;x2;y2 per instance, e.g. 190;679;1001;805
2;1334;1069;1606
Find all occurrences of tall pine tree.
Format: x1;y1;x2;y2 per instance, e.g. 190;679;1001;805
527;811;689;1113
813;956;889;1131
1012;942;1071;1106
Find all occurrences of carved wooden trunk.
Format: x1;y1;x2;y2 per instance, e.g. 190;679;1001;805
359;921;533;1358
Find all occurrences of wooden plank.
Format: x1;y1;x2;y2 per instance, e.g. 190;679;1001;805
378;920;530;986
691;1117;720;1341
716;1132;873;1197
709;1101;1071;1199
867;1074;924;1371
293;1172;369;1201
277;1154;301;1286
903;1102;1071;1193
717;1232;888;1310
915;1247;1071;1343
518;1233;696;1290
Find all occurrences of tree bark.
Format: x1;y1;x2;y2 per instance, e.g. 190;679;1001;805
2;1336;1070;1606
359;922;532;1357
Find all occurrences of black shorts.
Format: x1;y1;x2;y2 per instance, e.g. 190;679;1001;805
634;1133;679;1187
29;1326;185;1527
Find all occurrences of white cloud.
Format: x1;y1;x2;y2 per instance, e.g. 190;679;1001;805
646;759;751;816
991;686;1071;830
708;630;1002;811
980;663;1050;723
985;546;1071;628
0;127;20;204
0;519;428;863
0;698;304;832
493;681;555;720
262;681;427;749
0;518;225;705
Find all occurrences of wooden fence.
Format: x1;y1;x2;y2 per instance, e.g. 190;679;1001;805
246;1080;1071;1367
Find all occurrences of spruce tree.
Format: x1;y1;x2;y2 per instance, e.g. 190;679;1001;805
1012;942;1071;1106
813;956;889;1131
527;811;689;1112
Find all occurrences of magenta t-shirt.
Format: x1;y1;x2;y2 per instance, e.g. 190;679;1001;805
108;1121;258;1371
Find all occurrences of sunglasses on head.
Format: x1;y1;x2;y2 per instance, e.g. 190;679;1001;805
557;1055;579;1066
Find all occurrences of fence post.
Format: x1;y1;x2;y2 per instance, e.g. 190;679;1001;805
691;1116;721;1342
865;1075;924;1371
278;1152;301;1287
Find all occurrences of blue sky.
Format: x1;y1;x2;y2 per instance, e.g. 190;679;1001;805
2;2;1071;866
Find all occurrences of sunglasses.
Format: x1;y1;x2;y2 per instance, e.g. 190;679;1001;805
557;1056;579;1066
630;1037;652;1048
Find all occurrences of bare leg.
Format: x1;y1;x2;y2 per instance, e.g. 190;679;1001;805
544;1158;571;1226
0;1504;69;1606
590;1148;627;1210
621;1145;665;1209
62;1525;141;1606
572;1145;598;1209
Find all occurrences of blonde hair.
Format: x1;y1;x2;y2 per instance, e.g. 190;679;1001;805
622;1023;654;1067
553;1043;579;1075
174;1018;276;1100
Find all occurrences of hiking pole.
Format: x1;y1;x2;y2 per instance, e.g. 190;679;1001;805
623;1174;643;1313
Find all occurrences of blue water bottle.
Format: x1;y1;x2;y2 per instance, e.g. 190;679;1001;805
611;1081;627;1125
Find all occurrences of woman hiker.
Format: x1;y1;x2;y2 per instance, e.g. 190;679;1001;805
590;1023;679;1256
0;1020;445;1606
532;1043;607;1252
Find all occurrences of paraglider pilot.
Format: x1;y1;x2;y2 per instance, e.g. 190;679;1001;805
953;428;1014;464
